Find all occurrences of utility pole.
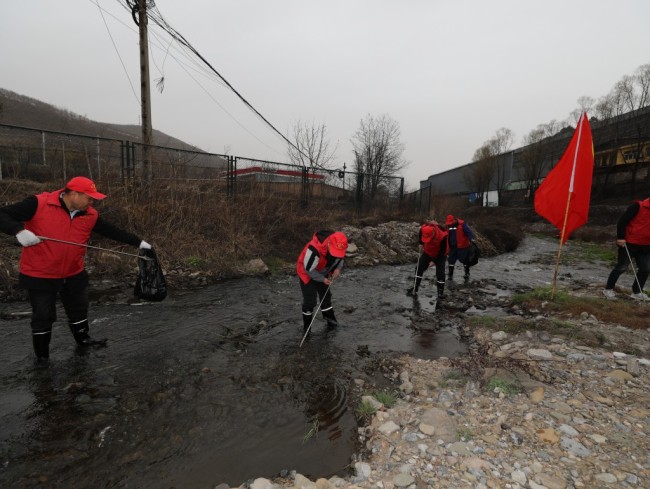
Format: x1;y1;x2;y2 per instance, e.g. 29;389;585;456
137;0;153;181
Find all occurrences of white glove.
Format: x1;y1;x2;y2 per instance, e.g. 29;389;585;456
139;240;152;250
16;230;41;247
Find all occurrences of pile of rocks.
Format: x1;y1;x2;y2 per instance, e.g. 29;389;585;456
239;322;649;489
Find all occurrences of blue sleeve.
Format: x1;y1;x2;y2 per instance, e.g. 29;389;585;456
463;223;475;241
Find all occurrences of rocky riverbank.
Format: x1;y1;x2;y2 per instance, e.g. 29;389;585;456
230;231;649;489
239;315;649;489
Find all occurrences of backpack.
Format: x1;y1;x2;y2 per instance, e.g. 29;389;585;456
134;248;167;301
465;242;481;267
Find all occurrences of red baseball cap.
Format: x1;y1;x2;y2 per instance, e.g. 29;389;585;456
445;214;455;226
421;225;435;243
66;176;107;200
328;231;348;258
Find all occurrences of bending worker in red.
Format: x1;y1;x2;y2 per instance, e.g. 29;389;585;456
0;176;151;368
407;221;448;299
445;214;476;282
296;230;348;334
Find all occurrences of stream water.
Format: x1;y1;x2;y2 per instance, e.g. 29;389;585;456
0;236;614;488
0;263;468;488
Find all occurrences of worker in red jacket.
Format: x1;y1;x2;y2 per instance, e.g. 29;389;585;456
0;176;151;368
407;222;448;299
603;197;650;301
445;214;476;282
296;230;348;334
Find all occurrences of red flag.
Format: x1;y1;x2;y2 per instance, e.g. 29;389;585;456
534;112;594;243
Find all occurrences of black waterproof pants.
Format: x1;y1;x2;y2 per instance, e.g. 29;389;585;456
23;271;90;358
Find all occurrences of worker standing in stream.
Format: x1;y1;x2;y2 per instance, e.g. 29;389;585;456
296;230;348;334
407;221;448;299
0;176;152;368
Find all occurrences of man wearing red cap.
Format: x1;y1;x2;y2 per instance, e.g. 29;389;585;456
407;221;448;299
445;214;476;282
0;176;152;368
296;230;348;335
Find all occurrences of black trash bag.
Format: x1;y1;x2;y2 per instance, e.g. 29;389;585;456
134;248;167;301
465;242;481;267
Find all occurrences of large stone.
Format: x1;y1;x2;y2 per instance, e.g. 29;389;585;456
529;387;545;404
536;428;560;444
527;349;554;360
378;420;400;435
606;369;633;382
420;407;458;443
536;473;567;489
393;473;415;487
250;478;278;489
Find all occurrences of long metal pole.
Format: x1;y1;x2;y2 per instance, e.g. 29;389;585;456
299;281;333;348
36;236;150;260
624;243;647;300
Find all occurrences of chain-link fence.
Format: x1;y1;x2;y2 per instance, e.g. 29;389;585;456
0;123;407;212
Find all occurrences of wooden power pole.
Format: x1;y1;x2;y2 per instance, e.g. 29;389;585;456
137;0;153;181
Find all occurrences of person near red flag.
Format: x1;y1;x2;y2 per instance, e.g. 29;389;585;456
603;197;650;301
534;112;594;243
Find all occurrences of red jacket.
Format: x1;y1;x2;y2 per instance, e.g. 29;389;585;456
447;218;471;249
626;198;650;245
20;190;98;278
296;231;331;284
421;224;448;258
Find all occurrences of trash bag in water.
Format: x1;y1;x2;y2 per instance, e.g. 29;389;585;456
135;248;167;301
465;242;481;267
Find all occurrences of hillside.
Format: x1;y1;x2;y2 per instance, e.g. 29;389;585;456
0;88;199;151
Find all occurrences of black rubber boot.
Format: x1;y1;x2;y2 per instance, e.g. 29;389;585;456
407;277;422;296
69;319;107;347
302;311;313;333
437;281;445;300
322;308;338;328
448;265;455;281
32;331;51;368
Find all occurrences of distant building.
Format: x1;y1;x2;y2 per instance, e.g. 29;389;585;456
419;106;650;204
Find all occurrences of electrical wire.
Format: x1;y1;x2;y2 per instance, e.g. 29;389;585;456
108;0;326;169
93;0;140;104
144;2;324;169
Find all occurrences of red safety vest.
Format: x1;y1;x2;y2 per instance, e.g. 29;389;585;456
448;218;471;249
423;224;448;258
296;232;330;284
20;190;98;278
626;198;650;245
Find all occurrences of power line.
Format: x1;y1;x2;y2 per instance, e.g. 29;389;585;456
92;0;140;104
142;2;321;168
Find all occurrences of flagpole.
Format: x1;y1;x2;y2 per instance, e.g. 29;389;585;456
550;113;585;300
551;193;572;299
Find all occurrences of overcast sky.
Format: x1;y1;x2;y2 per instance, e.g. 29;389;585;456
2;0;649;189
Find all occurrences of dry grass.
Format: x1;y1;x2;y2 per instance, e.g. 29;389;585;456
0;178;422;298
513;287;649;330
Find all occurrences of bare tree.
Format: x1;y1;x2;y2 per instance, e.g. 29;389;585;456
617;64;650;191
465;127;514;205
594;63;650;195
350;114;407;199
519;121;561;201
568;96;595;125
463;145;493;205
287;120;337;169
